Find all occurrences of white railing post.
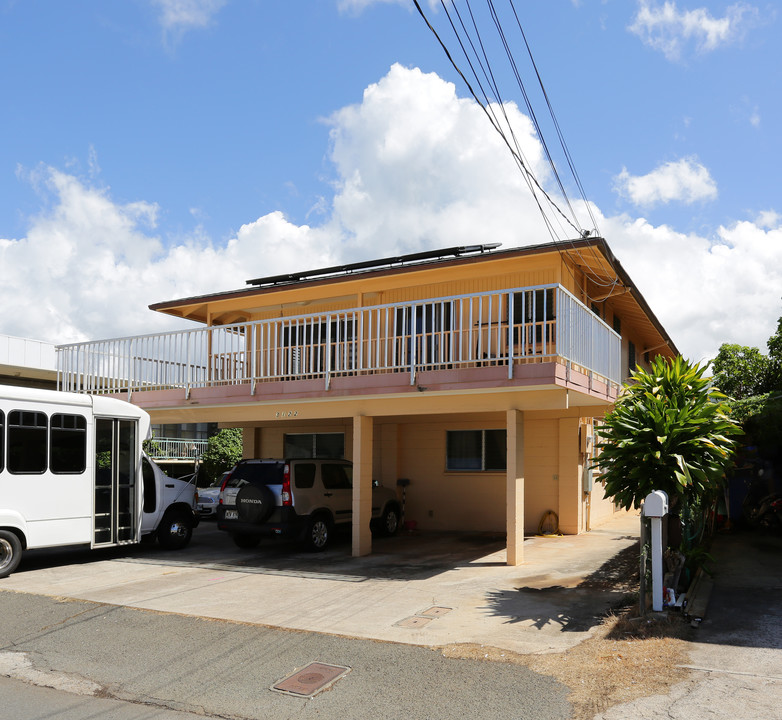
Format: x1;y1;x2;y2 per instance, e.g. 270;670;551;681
410;304;417;386
507;290;514;379
325;315;332;390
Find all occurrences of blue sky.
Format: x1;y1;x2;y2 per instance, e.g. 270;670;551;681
1;0;780;362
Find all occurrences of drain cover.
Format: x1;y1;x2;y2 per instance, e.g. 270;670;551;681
272;662;351;697
395;615;434;628
419;606;453;617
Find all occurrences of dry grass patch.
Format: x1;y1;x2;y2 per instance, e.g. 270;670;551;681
443;608;694;720
443;538;697;719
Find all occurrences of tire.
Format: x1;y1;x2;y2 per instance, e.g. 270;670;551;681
304;515;332;552
157;512;193;550
232;533;262;549
379;504;401;537
235;484;275;524
0;530;23;579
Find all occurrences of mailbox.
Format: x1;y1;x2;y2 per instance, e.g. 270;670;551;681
643;490;668;517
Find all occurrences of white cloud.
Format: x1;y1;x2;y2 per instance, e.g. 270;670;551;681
629;1;758;61
336;0;436;14
3;64;781;363
614;157;718;207
326;64;550;256
1;168;333;344
152;0;226;34
599;210;782;362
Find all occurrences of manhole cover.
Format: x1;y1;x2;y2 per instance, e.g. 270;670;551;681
419;606;453;617
395;615;434;628
272;662;350;697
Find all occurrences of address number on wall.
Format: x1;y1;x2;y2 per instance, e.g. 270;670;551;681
274;410;299;418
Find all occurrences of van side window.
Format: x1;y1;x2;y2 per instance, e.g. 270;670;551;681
0;410;4;472
50;414;87;474
8;410;47;474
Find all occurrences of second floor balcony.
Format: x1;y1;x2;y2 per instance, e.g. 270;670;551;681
57;284;622;404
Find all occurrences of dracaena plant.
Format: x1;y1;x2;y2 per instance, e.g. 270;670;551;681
594;355;741;511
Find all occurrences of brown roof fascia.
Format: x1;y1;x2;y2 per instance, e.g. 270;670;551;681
581;237;680;358
149;239;593;315
148;237;679;357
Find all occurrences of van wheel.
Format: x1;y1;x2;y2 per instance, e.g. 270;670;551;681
304;515;331;552
0;530;23;579
232;534;261;549
158;512;193;550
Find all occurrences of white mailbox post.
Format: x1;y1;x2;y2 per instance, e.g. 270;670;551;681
643;490;669;612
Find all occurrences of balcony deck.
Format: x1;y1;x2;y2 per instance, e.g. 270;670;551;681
57;285;621;407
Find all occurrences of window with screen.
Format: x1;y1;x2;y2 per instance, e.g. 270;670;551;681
446;429;507;471
284;432;345;459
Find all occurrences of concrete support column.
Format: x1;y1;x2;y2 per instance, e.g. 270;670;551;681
506;409;525;566
557;418;582;534
242;427;261;458
352;414;374;557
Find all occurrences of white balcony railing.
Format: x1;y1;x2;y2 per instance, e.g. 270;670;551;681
57;285;621;396
146;437;208;461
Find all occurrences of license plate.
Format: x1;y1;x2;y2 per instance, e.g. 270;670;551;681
224;509;238;520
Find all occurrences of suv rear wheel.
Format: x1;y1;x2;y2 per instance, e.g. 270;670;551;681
304;515;332;552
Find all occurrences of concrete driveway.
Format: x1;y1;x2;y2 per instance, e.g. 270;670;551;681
1;513;641;656
595;528;782;720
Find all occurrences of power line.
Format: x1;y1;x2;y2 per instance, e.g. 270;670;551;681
413;0;583;242
414;0;621;297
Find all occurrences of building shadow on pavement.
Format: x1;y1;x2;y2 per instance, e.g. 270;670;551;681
480;541;640;632
17;522;510;583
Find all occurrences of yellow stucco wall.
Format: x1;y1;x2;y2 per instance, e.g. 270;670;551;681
236;408;619;536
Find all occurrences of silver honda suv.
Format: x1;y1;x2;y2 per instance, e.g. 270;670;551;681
217;458;401;551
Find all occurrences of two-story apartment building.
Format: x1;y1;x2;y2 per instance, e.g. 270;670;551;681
58;237;676;564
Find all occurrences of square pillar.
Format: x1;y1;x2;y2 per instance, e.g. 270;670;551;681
242;427;261;458
557;417;582;534
352;415;374;557
506;409;525;566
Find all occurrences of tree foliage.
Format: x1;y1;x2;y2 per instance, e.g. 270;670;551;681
711;344;775;400
595;356;741;511
199;428;243;484
710;313;782;470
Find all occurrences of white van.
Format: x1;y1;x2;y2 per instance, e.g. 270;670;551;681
0;385;198;578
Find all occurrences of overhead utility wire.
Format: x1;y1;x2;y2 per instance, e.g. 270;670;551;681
504;0;603;241
418;0;619;294
448;0;580;241
500;0;613;289
436;0;569;242
440;0;615;291
484;0;612;288
443;0;583;239
447;0;574;242
481;0;582;233
413;0;581;242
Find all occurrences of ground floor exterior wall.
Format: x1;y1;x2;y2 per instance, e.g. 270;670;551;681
234;408;621;538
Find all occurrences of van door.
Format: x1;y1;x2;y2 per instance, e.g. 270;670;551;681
94;418;139;546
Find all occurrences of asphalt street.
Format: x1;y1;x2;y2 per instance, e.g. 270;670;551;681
0;676;210;720
0;590;572;720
